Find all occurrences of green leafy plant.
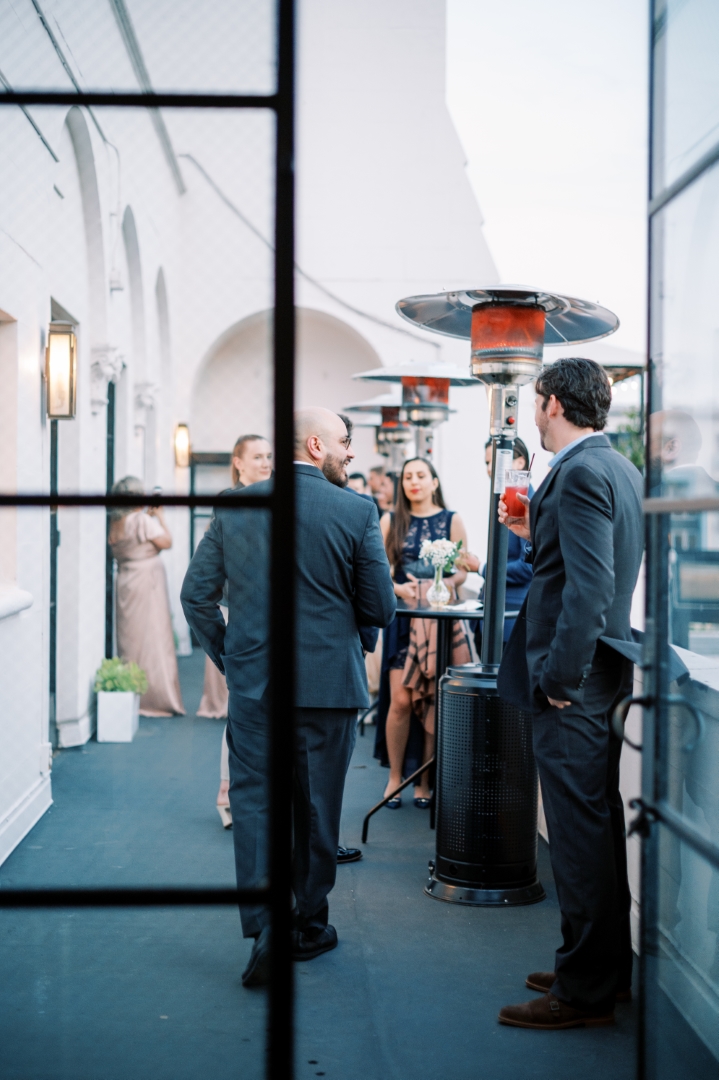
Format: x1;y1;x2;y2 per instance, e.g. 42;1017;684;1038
610;409;645;472
94;657;148;694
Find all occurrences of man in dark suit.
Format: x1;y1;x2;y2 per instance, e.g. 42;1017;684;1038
181;408;396;987
496;357;643;1030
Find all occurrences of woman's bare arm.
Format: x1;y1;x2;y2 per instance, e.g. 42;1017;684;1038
446;512;468;588
147;507;172;550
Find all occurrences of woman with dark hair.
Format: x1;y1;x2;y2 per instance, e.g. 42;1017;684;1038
196;434;272;827
375;458;468;807
109;476;185;716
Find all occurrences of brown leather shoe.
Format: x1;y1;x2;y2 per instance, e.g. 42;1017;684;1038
526;971;632;1003
499;993;615;1029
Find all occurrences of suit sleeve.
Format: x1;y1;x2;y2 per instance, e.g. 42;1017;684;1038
539;464;615;703
180;515;228;673
354;504;397;629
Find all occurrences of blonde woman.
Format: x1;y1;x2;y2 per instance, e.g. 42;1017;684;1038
109;477;185;716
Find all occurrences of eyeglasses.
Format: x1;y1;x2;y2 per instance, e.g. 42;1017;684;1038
340;436;352;449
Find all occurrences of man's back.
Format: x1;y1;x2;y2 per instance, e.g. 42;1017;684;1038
525;434;643;701
181;463;395;709
293;463;394;706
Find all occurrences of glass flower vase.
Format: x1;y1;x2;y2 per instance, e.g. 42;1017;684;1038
426;563;451;607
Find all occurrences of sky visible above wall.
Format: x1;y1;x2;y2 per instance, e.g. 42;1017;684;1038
446;0;648;355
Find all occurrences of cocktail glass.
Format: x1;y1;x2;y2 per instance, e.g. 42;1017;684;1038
504;469;530;518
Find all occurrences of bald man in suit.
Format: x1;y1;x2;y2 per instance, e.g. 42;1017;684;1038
182;408;396;987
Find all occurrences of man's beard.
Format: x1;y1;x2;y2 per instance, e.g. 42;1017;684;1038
536;412;549;451
322;453;349;488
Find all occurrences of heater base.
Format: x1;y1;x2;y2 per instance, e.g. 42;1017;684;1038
424;869;546;907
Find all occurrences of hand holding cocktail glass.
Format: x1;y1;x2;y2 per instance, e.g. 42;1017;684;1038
498;468;531;541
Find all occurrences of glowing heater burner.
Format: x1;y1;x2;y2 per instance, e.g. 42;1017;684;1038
353;361;477;460
375;406;414;470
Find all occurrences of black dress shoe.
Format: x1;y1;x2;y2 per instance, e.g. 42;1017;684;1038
291;925;338;961
337;845;362;864
241;926;271;987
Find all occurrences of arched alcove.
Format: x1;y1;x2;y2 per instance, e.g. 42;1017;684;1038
122;206;156;483
65;107;107;345
190;307;383;456
154;268;173;486
156;268;171;388
122;207;147;379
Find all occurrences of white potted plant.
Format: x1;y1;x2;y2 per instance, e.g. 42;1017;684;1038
94;657;148;743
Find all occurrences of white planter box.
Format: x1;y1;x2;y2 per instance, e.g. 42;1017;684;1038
96;691;140;743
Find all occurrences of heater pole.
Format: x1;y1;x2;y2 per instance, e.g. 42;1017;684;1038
416;428;434;460
481;384;518;670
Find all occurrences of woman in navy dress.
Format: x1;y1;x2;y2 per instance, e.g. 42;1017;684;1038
375;458;468;806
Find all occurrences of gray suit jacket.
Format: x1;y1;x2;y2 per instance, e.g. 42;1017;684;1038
498;434;643;708
180;463;396;709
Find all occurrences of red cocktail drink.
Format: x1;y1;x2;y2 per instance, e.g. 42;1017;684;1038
504;469;531;518
504;485;529;518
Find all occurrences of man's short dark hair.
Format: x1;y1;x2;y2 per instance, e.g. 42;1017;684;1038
535;357;611;430
349;472;366;482
369;464;385;476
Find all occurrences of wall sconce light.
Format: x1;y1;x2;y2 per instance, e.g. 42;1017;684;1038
174;423;191;467
45;322;77;419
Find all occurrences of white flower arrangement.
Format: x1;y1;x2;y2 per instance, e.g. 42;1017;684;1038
419;537;462;570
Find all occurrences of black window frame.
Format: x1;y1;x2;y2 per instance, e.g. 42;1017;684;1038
0;2;297;1076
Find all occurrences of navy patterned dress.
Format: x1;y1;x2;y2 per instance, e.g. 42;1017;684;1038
374;509;455;772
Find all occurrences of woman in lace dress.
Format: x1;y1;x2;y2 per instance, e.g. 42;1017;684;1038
376;458;468;806
109;477;185;717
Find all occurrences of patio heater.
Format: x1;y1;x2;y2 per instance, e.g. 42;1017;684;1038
395;286;618;906
344;391;414;473
353;360;478;461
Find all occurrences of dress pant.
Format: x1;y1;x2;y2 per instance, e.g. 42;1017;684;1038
225;691;357;939
532;644;634;1011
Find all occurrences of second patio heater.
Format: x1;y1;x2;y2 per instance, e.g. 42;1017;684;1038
396;286;618;906
344;391;414;472
353;360;478;461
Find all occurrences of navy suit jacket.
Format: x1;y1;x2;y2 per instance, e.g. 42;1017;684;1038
347;488;382;655
498;434;643;710
180;463;396;709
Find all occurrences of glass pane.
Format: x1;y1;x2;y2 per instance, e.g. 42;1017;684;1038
0;0;276;95
650;159;719;487
652;0;719;193
649;159;719;672
645;822;719;1076
0;94;275;1074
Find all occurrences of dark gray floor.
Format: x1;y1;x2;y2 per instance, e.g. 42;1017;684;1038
0;650;637;1080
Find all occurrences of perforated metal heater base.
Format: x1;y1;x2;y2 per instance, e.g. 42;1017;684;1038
427;665;545;908
424;867;545;906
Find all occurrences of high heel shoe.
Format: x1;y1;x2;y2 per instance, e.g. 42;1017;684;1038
217;803;232;829
385;794;402;809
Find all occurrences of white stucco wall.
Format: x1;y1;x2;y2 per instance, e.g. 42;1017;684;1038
0;0;497;863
